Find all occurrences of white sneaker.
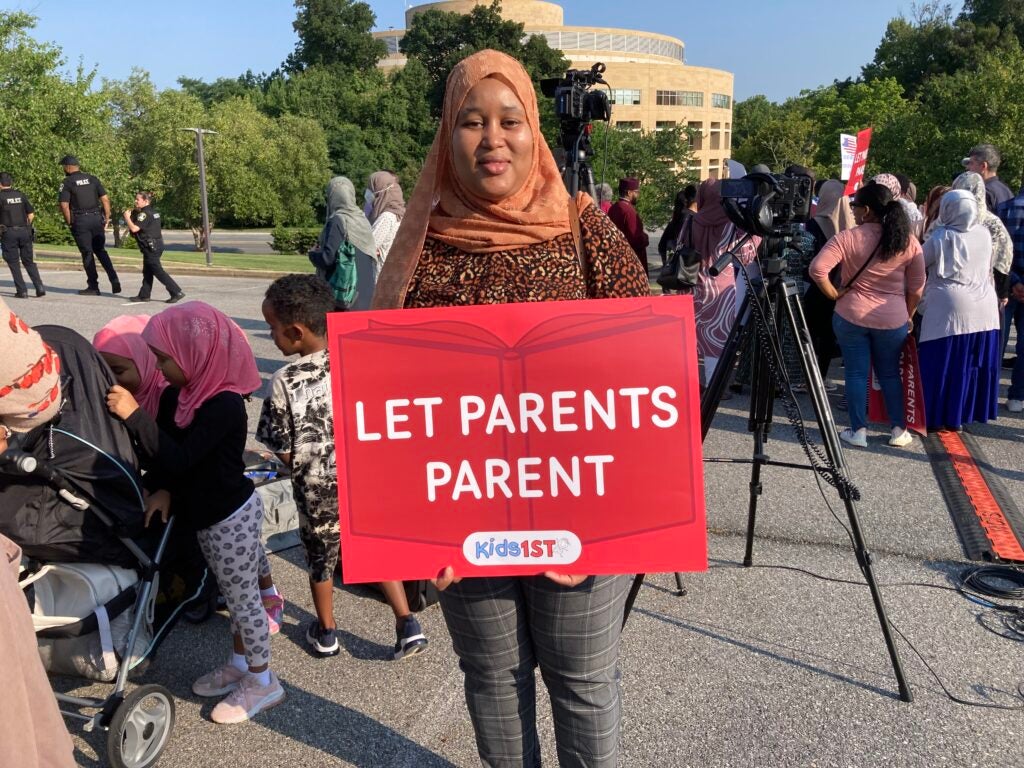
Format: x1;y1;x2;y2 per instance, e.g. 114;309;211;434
1008;399;1024;413
889;427;913;447
839;428;868;448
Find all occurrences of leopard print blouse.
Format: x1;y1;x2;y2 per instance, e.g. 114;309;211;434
404;204;651;308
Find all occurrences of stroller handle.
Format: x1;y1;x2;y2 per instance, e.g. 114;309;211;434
1;449;89;510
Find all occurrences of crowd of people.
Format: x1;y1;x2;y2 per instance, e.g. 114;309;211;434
652;143;1022;443
1;47;1022;768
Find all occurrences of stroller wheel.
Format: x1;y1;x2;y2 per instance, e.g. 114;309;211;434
106;684;175;768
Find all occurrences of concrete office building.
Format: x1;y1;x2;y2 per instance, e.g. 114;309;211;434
373;0;735;179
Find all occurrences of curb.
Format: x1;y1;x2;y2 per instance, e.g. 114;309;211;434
34;250;294;279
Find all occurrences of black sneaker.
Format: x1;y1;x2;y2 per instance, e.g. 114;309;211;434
111;282;122;294
129;295;150;303
394;616;428;660
13;291;27;299
166;292;186;304
305;621;340;658
78;287;100;296
35;289;45;297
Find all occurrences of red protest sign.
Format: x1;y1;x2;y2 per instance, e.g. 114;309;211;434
327;296;707;582
868;336;927;435
843;127;873;196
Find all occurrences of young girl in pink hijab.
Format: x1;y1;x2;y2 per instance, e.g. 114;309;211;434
106;301;286;725
93;315;167;418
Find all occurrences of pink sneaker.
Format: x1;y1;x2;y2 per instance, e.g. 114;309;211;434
192;663;246;697
210;672;285;724
262;593;284;635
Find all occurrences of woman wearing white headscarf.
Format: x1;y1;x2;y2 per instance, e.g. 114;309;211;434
952;171;1013;302
919;189;1001;431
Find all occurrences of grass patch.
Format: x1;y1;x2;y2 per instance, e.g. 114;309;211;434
37;243;313;273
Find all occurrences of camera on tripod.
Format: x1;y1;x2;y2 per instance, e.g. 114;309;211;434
541;63;612;124
541;63;612;198
720;171;814;237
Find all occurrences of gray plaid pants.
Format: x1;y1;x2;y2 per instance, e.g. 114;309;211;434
440;574;631;768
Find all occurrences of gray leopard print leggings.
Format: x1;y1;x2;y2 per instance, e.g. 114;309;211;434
196;492;273;668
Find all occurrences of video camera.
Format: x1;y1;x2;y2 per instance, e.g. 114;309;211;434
720;171;814;237
541;63;612;198
541;63;612;125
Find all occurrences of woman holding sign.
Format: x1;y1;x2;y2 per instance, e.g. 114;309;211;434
373;50;649;768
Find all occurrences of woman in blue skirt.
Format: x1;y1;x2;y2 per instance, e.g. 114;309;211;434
919;189;1002;431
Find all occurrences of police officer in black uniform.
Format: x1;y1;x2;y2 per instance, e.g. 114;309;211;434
122;191;184;303
57;155;121;296
0;172;45;298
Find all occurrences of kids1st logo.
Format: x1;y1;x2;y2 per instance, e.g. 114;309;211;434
463;531;582;566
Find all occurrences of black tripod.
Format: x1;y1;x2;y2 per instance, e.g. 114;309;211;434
560;124;598;200
623;236;913;703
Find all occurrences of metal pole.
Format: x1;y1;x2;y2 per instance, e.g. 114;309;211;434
195;130;213;267
180;128;217;267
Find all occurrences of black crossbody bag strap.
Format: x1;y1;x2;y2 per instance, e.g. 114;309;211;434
841;242;881;291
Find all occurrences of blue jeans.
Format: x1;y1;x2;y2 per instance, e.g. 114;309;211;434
1003;296;1024;400
833;314;908;431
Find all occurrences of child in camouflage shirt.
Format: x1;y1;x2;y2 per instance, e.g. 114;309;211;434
256;274;428;659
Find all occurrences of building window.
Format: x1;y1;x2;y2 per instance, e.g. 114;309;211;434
609;89;642;106
712;93;731;109
687;121;703;150
710;121;721;150
657;90;703;107
656;121;676;131
616;121;642;131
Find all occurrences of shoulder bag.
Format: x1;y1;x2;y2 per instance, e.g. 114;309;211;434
657;215;700;292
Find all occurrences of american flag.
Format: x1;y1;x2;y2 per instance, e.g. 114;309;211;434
841;135;857;154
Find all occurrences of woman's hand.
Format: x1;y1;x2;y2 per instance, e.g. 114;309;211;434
107;385;140;420
907;318;914;334
144;489;171;527
431;566;462;592
544;571;588;588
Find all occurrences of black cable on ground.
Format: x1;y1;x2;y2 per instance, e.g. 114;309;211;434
702;561;1024;709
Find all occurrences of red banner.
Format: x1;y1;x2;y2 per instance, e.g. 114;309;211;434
868;335;927;435
327;297;707;582
843;127;873;196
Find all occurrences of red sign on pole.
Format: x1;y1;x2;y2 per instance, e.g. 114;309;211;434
844;127;873;196
326;296;707;583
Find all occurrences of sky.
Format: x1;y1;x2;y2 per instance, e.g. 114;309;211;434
18;0;960;102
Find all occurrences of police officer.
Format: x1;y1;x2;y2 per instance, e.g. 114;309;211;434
0;173;45;298
57;155;120;296
122;191;184;303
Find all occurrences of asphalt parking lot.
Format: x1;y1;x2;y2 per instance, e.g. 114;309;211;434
6;267;1024;768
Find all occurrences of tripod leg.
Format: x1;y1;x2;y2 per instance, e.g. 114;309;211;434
743;300;776;567
778;282;913;702
673;572;687;596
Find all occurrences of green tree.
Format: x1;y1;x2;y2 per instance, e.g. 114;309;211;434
399;0;569;118
590;125;695;228
285;0;386;73
0;11;129;243
205;98;328;227
731;98;817;174
882;42;1024;194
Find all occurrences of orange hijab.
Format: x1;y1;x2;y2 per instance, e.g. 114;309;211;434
373;49;578;309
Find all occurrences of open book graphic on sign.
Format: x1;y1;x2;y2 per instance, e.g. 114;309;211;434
334;304;699;549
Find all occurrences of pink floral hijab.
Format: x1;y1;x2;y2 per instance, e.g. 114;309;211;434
93;315;167;419
141;301;260;428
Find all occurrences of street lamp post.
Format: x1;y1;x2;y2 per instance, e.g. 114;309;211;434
180;128;217;267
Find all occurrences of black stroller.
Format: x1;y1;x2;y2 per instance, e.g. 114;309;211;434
0;326;209;768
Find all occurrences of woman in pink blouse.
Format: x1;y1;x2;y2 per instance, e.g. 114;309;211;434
809;181;926;449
